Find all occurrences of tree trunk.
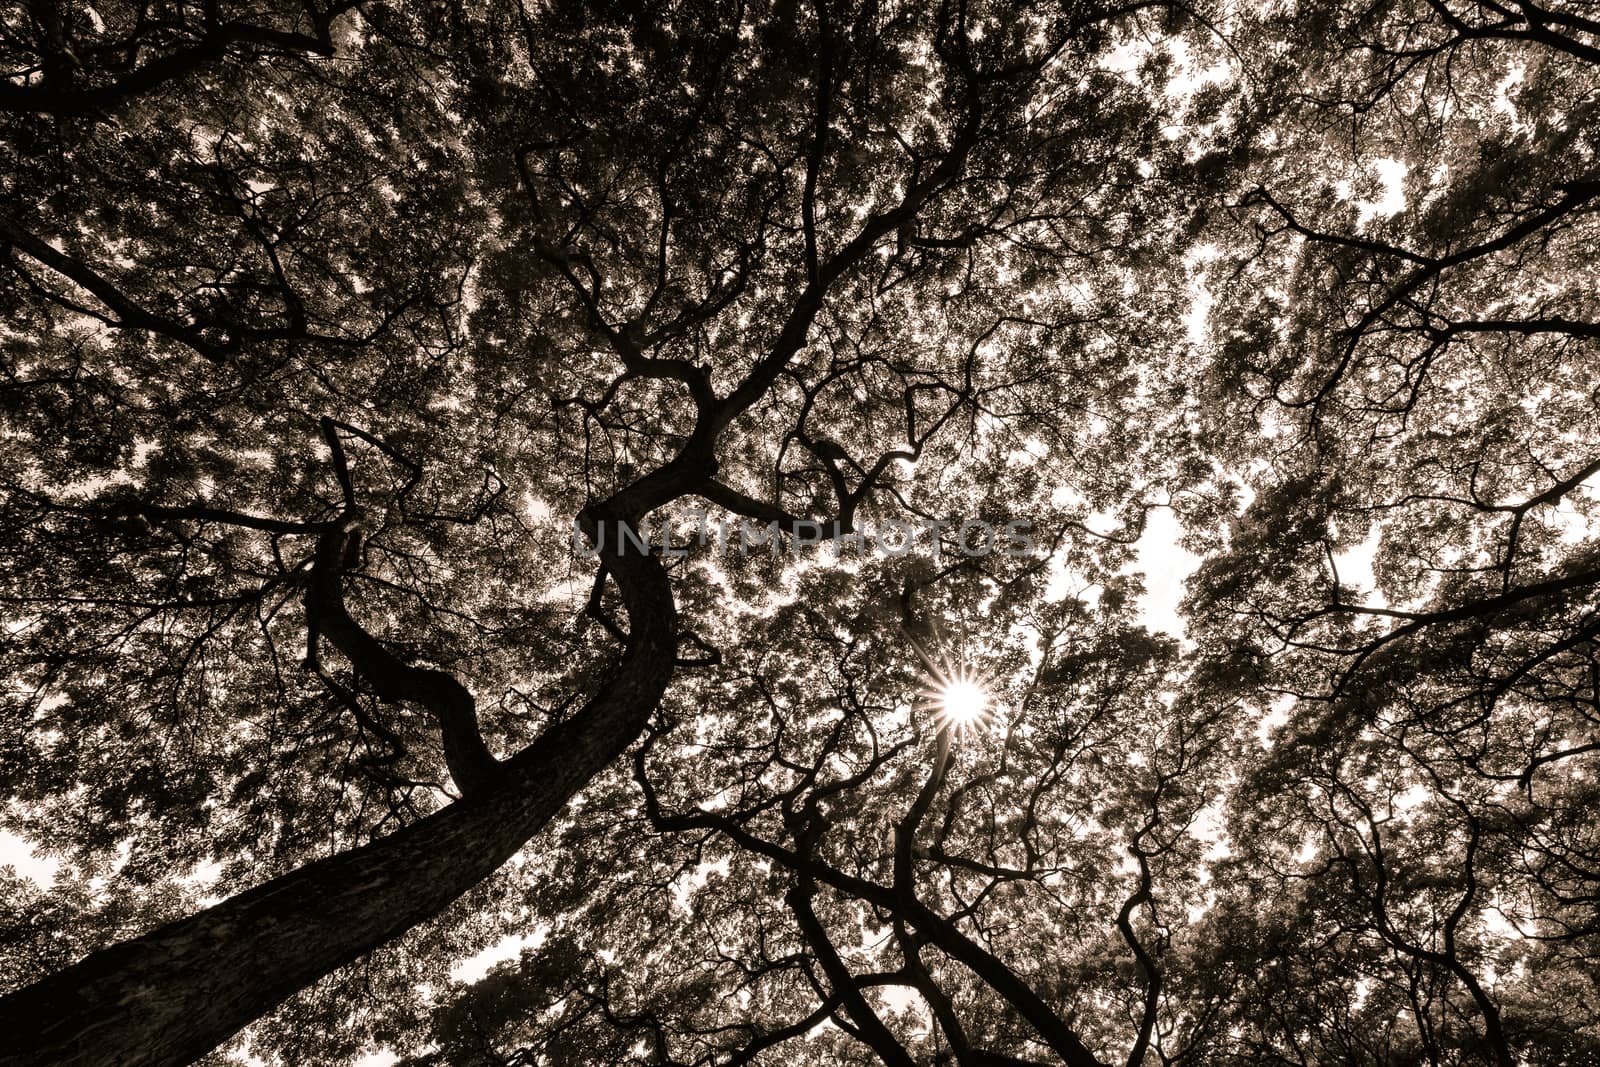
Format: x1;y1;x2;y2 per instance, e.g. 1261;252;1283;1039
0;519;675;1067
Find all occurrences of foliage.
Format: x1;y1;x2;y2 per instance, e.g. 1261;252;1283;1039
2;0;1599;1064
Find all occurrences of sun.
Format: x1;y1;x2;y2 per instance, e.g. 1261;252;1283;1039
917;651;997;734
909;627;999;734
937;677;990;728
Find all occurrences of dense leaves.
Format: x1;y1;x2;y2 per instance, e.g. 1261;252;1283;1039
2;0;1598;1064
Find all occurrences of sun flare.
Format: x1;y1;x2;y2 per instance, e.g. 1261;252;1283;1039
917;648;997;734
937;678;990;727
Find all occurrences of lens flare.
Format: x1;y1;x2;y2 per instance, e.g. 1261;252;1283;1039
937;677;989;727
916;651;997;734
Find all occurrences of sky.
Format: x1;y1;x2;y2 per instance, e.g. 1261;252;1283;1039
1135;506;1199;637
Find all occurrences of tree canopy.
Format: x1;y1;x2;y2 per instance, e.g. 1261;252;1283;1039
2;0;1598;1065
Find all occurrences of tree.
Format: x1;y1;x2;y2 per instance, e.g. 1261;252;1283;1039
0;0;1215;1064
6;0;1599;1065
1183;0;1600;1060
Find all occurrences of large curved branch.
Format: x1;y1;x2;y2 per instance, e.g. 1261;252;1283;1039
296;419;495;794
0;488;683;1067
304;514;498;796
1114;855;1160;1067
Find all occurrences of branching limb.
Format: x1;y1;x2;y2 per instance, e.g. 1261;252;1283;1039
786;884;919;1067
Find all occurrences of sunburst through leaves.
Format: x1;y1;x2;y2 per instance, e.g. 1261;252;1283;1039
916;647;999;734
